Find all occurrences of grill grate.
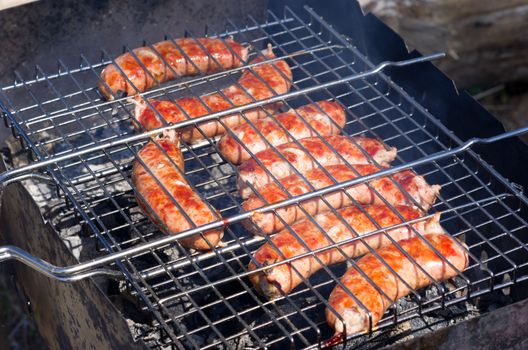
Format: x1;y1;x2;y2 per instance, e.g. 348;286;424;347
2;5;528;349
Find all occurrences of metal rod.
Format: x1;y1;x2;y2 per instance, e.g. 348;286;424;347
0;113;523;280
0;53;445;186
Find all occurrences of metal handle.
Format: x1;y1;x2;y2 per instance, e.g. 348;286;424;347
1;123;528;282
0;245;124;281
0;52;445;187
1;50;489;282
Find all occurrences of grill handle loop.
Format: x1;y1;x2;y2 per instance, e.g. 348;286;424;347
0;245;124;281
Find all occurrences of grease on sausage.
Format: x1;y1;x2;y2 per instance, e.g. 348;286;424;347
248;205;444;299
132;137;223;250
242;164;440;234
100;37;250;99
217;101;346;164
237;136;397;199
133;46;292;142
326;233;468;335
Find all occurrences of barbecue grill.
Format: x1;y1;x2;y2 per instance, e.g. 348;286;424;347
1;1;528;349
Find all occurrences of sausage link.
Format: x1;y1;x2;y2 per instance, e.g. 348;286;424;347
99;37;250;99
237;136;397;199
133;46;292;142
217;101;346;164
248;205;443;299
132;137;223;250
326;233;468;335
243;164;440;234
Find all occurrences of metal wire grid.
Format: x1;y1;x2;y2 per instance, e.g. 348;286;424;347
1;5;528;349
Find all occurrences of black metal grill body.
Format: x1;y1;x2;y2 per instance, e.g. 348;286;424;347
1;1;528;349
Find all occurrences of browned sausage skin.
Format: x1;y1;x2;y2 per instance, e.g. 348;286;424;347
133;46;292;142
131;136;223;250
326;233;468;335
99;37;250;99
248;205;443;299
217;101;347;164
237;136;398;199
243;164;440;234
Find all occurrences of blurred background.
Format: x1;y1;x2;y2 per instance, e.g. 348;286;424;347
1;0;528;348
358;0;528;144
361;1;528;86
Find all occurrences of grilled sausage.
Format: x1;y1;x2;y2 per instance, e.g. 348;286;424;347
133;46;292;142
248;205;443;299
99;37;250;99
132;137;223;250
237;136;397;199
326;233;468;335
217;101;346;164
243;164;440;234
